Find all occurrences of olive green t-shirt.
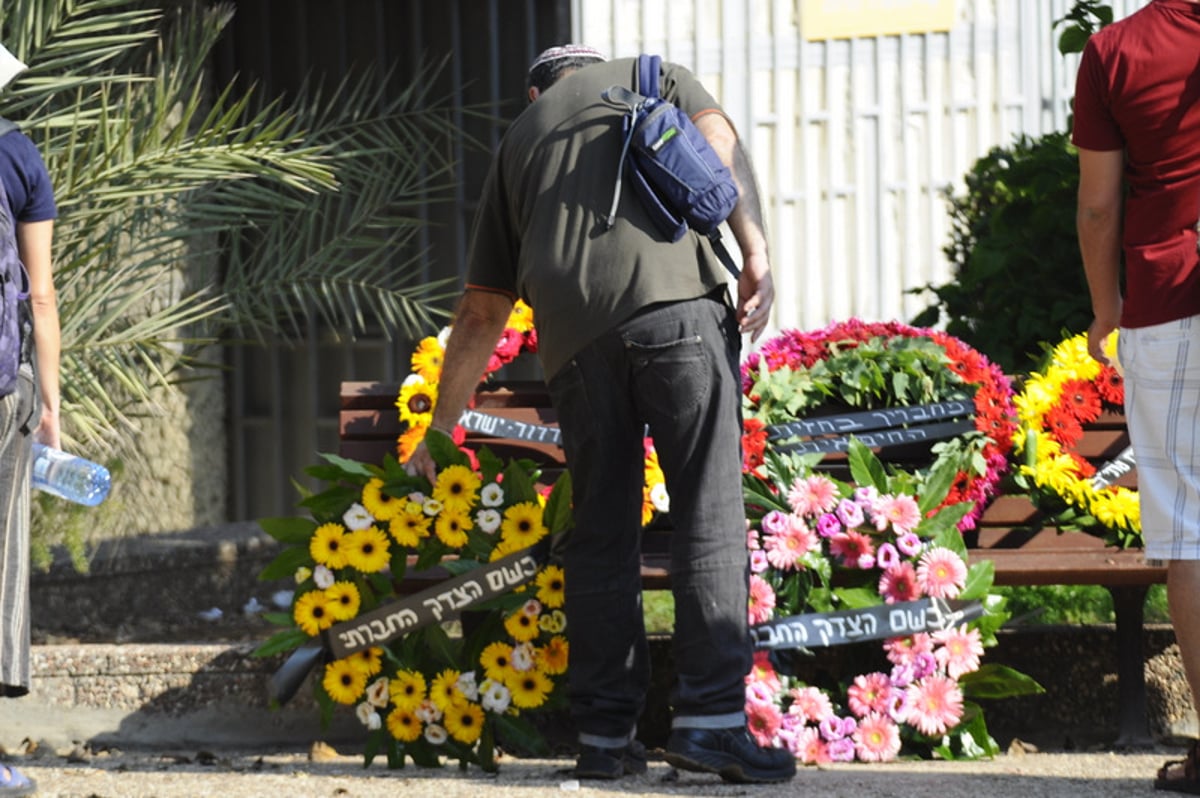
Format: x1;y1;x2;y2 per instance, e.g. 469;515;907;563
465;57;734;379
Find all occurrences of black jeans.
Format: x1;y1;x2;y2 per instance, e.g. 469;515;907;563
547;294;751;744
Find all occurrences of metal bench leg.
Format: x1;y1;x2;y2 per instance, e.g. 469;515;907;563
1111;584;1154;748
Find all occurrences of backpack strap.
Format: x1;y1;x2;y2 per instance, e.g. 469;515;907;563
637;54;661;100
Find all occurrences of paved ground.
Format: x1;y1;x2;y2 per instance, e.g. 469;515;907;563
2;743;1189;798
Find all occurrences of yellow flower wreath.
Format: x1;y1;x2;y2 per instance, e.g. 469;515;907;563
1012;331;1140;548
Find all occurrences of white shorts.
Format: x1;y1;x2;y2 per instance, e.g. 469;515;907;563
1122;314;1200;561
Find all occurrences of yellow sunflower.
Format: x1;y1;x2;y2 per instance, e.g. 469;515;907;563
538;636;569;675
429;668;464;712
435;507;473;549
325;581;362;622
480;641;516;684
389;670;427;712
397;377;437;428
503;608;541;643
386;706;423;743
499;502;547;549
293;589;336;636
389;510;432;548
310;522;349;569
432;464;482;513
506;670;553;710
444;701;485;745
323;658;368;705
410;335;445;383
534;565;565;609
343;526;391;573
361;478;404;522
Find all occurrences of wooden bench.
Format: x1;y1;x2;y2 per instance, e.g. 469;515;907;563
340;380;1165;745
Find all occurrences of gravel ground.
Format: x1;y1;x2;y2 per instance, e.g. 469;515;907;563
2;743;1187;798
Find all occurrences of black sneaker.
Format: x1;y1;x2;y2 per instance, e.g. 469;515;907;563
574;739;649;780
664;727;796;784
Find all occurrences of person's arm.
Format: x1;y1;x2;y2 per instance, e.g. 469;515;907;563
693;111;773;342
403;288;515;482
1076;146;1124;365
18;218;58;448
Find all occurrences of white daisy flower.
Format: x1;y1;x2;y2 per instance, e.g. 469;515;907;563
343;503;374;530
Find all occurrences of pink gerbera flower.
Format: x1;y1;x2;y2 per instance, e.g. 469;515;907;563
787;474;839;517
788;686;835;723
764;521;818;570
747;699;784;747
828;530;875;568
853;712;902;762
875;494;922;534
748;574;777;625
878;562;921;603
884;633;934;667
916;547;967;598
933;625;985;679
846;672;894;718
905;674;964;737
747;650;782;693
794;726;832;764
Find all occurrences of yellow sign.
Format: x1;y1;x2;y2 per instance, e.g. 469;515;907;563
801;0;957;41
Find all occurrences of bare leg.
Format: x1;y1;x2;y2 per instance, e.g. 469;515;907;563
1168;561;1200;714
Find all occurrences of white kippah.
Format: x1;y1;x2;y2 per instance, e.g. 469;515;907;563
529;44;607;73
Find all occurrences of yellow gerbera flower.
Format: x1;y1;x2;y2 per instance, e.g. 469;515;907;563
386;706;423;743
432;464;482;512
348;646;383;677
535;565;565;609
488;538;524;561
343;526;391;573
506;670;553;709
293;589;336;636
538;636;569;675
323;658;368;705
397;378;437;428
504;608;541;643
444;701;485;744
361;478;403;522
410;336;445;383
480;641;516;684
390;670;427;712
506;299;535;333
389;510;432;548
429;668;464;711
499;502;547;549
310;522;349;569
324;581;362;621
435;508;473;549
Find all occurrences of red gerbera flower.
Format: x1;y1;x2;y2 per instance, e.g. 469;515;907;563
1059;379;1102;423
1045;404;1084;448
742;418;768;472
1096;365;1124;406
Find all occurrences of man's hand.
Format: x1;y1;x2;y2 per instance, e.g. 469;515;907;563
737;251;774;342
404;439;438;483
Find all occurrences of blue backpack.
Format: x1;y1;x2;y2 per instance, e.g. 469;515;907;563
603;55;741;275
0;118;31;399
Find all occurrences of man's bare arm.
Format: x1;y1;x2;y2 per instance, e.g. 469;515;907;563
404;289;515;481
1076;146;1124;364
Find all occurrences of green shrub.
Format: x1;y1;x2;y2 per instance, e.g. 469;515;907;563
910;131;1092;374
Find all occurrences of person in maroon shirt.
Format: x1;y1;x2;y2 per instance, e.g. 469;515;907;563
1072;1;1200;792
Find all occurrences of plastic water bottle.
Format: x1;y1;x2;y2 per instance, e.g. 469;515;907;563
30;443;111;506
